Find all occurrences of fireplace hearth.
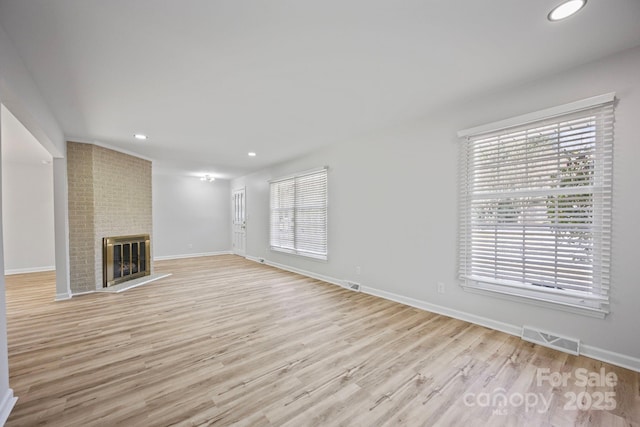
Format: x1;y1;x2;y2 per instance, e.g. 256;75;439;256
103;235;150;287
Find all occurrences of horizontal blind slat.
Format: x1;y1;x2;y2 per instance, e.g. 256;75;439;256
459;99;613;311
270;169;328;259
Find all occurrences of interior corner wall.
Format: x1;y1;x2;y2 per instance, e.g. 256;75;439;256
0;23;71;301
1;161;55;274
152;174;231;259
232;46;640;369
0;95;17;425
0;22;64;421
67;142;152;293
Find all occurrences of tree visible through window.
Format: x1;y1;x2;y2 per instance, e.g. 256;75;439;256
458;95;614;314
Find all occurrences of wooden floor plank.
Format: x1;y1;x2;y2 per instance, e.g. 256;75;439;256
4;255;639;426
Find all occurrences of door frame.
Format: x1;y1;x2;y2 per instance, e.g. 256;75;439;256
232;187;247;256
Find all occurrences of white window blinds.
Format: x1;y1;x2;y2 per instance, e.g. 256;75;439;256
270;168;328;260
458;94;614;315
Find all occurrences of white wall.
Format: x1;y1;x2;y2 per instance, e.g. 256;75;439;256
0;22;61;421
153;174;231;259
1;162;55;274
0;105;17;422
233;46;640;370
1;103;55;275
0;139;15;424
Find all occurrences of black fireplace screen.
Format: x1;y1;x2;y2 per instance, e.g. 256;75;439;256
103;235;150;287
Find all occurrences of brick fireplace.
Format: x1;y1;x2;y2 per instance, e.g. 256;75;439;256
67;141;152;293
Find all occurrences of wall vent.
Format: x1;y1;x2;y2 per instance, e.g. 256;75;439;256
521;326;580;356
345;281;361;292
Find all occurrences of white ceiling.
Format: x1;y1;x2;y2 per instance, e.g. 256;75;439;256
1;0;639;179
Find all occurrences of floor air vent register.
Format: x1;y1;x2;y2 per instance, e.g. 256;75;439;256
522;326;580;356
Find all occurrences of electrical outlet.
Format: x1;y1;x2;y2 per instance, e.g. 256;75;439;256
437;282;445;294
355;266;361;275
188;243;193;249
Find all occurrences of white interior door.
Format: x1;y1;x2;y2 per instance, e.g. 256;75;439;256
232;188;246;256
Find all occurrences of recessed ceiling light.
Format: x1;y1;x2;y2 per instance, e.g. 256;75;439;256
548;0;587;21
134;134;148;140
248;152;257;157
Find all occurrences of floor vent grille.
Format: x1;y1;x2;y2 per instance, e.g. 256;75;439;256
345;281;361;292
522;326;580;355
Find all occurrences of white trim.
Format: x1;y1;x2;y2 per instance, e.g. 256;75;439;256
269;168;328;260
270;247;328;262
0;389;17;426
362;285;521;337
69;290;95;297
54;292;72;301
457;92;615;138
96;273;171;293
248;257;639;372
61;274;174;299
581;344;640;373
246;256;343;288
5;265;55;275
246;256;518;335
269;166;328;184
363;286;637;371
461;284;607;318
458;98;614;316
231;187;247;257
154;251;232;261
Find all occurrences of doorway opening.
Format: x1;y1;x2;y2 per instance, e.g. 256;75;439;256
232;187;246;256
1;104;56;282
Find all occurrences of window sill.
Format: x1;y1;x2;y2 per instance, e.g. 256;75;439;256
270;247;328;262
461;282;608;319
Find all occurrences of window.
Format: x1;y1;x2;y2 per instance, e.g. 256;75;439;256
270;167;328;260
458;94;614;316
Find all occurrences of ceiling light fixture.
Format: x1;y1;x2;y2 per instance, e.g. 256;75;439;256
548;0;587;21
248;152;257;157
134;134;148;140
200;174;215;182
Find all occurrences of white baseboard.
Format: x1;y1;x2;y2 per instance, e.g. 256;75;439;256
5;265;55;275
0;388;17;425
581;344;640;373
246;256;344;288
154;251;232;261
96;273;172;293
246;256;640;373
69;290;95;298
361;285;522;337
55;292;72;301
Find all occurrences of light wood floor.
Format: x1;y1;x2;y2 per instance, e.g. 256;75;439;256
4;255;639;426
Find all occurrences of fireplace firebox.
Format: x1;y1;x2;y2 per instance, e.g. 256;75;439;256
103;235;150;287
